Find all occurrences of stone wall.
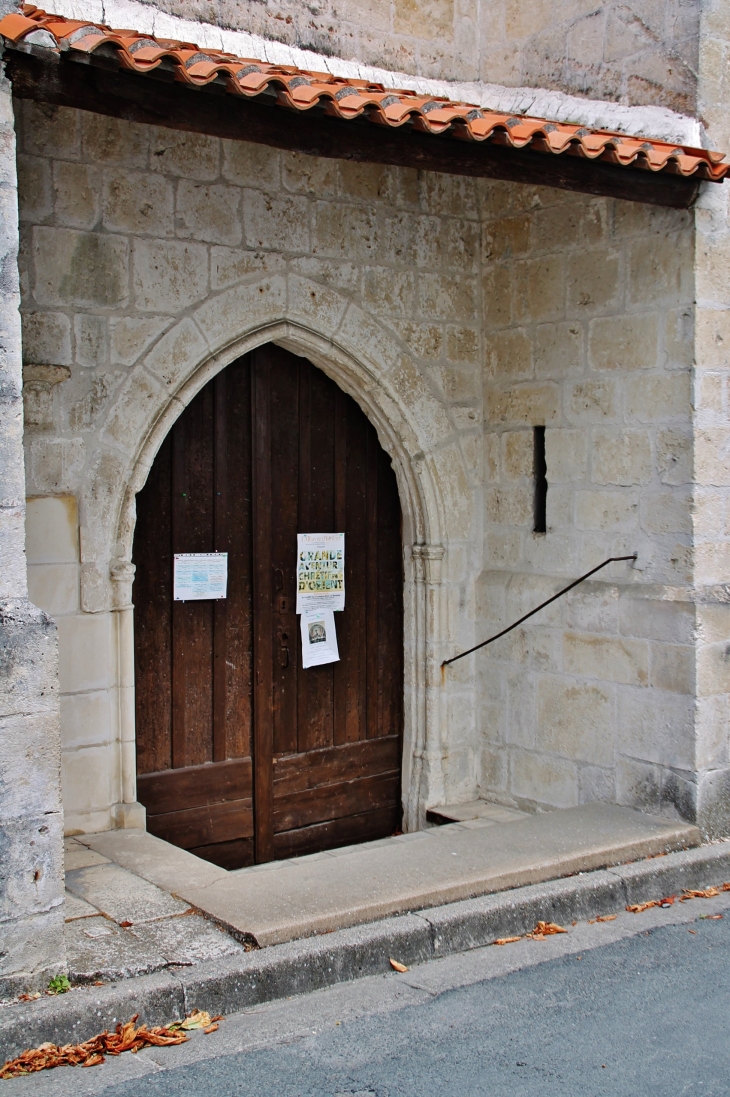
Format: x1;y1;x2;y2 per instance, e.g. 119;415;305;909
130;0;700;112
0;60;64;996
15;97;711;834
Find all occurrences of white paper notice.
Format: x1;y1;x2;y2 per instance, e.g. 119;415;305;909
300;608;340;669
173;553;228;601
296;533;345;614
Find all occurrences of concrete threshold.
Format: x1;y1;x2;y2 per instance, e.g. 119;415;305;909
80;803;697;946
3;836;730;1062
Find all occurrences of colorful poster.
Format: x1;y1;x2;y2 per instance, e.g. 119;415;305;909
173;553;228;601
296;533;345;613
300;608;340;669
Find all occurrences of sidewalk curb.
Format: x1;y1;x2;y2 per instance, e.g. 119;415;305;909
2;841;729;1059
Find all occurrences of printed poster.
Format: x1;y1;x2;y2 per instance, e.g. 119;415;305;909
173;553;228;601
296;533;345;614
300;608;340;669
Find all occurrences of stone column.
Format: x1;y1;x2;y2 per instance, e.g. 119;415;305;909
693;0;730;838
0;44;65;994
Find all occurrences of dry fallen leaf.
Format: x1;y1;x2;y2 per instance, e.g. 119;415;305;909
389;959;408;973
721;882;730;892
203;1024;219;1035
588;914;617;924
527;921;567;939
626;901;659;913
700;913;723;920
0;1015;188;1078
681;888;719;901
493;936;522;946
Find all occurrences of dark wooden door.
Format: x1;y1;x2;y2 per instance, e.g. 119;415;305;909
133;345;403;869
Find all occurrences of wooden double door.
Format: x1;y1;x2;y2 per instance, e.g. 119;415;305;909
133;345;404;869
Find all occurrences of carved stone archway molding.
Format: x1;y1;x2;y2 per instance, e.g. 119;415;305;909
83;280;468;828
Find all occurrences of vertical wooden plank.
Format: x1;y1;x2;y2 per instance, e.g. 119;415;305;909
171;414;188;771
224;359;254;762
133;433;173;774
365;421;379;740
213;369;228;763
269;347;300;757
333;387;350;746
296;360;311;756
251;348;274;864
302;365;336;751
343;402;368;744
179;386;215;768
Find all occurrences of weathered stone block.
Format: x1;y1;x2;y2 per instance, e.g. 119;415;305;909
27;563;78;616
537;676;614;766
21;311;72;367
109;315;170;367
535;320;583;378
564;631;648;686
575;489;639;532
485;382;560;425
501;429;533;482
545;428;587;482
132;238;208;313
103;170;174;236
59;690;113;751
591;429;652;485
567;378;618;422
54;161;101;230
626;372;690;421
617;688;694;768
26;496;78;565
588;313;659;371
486;327;533;380
56;612;113;694
514;255;565;322
32;227;129;309
244;189;310;252
74;314;108;369
650;643;694;694
81;113;148;168
225;139;281;190
567;249;620;311
176;181;242;245
656;427;692;485
511;747;578;808
16;154;52;224
150;128;219;179
61;744;115;818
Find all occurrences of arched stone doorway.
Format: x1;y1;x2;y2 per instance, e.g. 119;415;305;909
132;343;404;868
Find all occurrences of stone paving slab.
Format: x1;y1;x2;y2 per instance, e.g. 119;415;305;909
63;891;100;922
76;830;226;894
129;914;244;967
65;863;191;926
64;838;110;872
175;803;699;945
64;919;168;984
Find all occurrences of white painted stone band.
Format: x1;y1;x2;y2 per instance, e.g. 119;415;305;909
35;0;704;147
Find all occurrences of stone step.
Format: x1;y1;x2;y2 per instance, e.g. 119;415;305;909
79;803;700;948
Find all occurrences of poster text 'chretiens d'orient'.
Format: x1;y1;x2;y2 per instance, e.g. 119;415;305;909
296;533;345;614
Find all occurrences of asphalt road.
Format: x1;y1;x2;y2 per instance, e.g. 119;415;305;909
11;893;730;1097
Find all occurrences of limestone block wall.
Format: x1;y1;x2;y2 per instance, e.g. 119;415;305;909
0;57;64;995
15;101;484;832
13;99;706;835
473;182;705;824
130;0;700;112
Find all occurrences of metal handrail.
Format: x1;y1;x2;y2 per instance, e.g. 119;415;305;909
442;555;637;668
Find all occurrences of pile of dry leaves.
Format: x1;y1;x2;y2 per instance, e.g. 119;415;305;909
0;1009;221;1079
494;921;568;946
626;883;730;914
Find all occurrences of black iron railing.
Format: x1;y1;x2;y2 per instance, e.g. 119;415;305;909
442;555;637;668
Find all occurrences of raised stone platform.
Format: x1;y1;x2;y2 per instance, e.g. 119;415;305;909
77;803;699;948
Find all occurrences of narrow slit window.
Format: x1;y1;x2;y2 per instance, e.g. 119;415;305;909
534;426;547;534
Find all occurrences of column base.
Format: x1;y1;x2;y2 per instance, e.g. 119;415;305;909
111;801;146;830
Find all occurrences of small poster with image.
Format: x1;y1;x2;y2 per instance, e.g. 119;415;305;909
300;608;340;669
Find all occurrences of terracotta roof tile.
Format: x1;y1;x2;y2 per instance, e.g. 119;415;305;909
2;4;727;182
